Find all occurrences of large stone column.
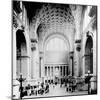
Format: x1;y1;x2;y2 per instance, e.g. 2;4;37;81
31;46;34;79
24;27;31;83
12;28;18;98
70;5;83;77
38;56;42;79
26;57;30;82
81;33;87;77
40;52;44;78
74;40;81;76
46;66;48;81
65;66;67;76
35;44;40;79
93;30;97;76
31;39;39;80
50;66;52;77
69;51;74;76
69;58;72;75
53;66;55;77
62;66;64;77
13;28;17;80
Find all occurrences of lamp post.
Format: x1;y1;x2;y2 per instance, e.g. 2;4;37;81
16;74;26;99
17;46;29;99
70;51;74;76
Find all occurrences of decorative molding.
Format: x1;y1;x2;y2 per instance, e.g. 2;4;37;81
31;43;36;51
75;39;81;52
69;51;74;58
76;45;81;52
86;31;93;37
31;39;38;43
75;39;81;43
31;39;37;51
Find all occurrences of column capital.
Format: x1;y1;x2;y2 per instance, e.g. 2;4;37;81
39;51;44;58
75;39;81;52
31;39;37;51
69;51;74;58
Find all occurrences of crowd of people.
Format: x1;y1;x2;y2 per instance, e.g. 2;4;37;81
19;82;49;97
19;78;75;97
19;75;94;98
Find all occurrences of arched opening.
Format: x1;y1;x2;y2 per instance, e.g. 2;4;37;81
85;36;93;74
44;36;69;83
16;29;27;78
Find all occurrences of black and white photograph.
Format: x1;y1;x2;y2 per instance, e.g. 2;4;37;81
12;0;97;99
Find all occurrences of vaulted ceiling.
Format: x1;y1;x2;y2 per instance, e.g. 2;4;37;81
23;2;75;39
36;4;75;37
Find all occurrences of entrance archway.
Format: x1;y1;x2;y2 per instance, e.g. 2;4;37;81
44;34;70;83
16;29;27;78
85;36;93;74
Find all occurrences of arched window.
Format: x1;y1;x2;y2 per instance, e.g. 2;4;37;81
45;37;69;64
46;37;67;51
85;36;93;74
16;29;27;78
